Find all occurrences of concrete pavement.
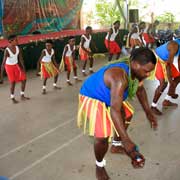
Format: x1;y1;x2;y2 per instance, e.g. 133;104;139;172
0;57;180;180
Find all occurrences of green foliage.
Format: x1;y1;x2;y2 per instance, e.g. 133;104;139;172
95;0;122;26
128;0;139;8
156;12;175;23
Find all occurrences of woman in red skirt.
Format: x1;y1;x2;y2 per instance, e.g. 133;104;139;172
0;35;30;103
61;36;81;86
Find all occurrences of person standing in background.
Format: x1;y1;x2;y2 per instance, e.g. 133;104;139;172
0;35;30;103
105;20;121;61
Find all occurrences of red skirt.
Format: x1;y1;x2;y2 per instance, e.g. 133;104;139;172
79;47;90;61
143;33;155;43
5;64;26;83
77;95;134;138
155;59;166;80
155;59;180;80
65;56;77;72
171;63;180;78
104;39;121;54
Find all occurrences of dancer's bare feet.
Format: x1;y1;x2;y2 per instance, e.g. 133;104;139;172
75;78;82;83
42;89;46;95
151;106;162;115
89;70;94;74
169;93;179;99
12;98;19;104
162;100;178;107
96;166;110;180
110;145;125;154
82;72;87;76
21;95;30;101
54;86;61;90
67;81;73;86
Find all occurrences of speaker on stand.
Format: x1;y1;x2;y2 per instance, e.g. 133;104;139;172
129;9;139;23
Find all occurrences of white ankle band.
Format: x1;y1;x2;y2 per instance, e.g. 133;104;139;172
53;83;57;87
82;70;86;73
151;102;157;107
112;140;123;147
42;86;46;90
89;68;93;71
66;79;70;82
10;94;15;99
165;95;173;101
20;91;24;95
96;159;106;167
73;76;78;79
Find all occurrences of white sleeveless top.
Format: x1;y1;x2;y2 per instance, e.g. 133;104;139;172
5;46;19;65
131;33;141;41
41;49;54;63
64;44;75;57
81;34;91;49
105;27;119;41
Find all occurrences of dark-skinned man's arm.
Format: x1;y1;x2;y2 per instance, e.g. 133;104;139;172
136;82;158;130
0;50;8;83
105;68;136;152
18;48;25;71
105;68;145;165
166;41;178;84
36;51;44;76
107;28;113;51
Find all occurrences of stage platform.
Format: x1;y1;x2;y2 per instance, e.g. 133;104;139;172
0;29;107;48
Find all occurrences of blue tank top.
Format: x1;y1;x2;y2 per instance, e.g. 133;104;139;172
155;39;180;61
80;62;129;106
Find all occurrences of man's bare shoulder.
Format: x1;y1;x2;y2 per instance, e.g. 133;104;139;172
104;67;128;88
168;40;178;49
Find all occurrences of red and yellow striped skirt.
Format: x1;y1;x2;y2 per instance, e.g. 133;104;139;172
77;95;134;138
41;62;59;79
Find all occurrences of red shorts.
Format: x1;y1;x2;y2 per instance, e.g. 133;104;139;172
64;57;77;72
5;64;26;83
155;60;166;80
143;33;155;43
171;63;180;78
104;39;121;54
79;47;90;61
155;59;180;80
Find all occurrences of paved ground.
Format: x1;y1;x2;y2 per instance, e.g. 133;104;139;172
0;57;180;180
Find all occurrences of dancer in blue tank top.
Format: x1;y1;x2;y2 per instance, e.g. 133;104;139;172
151;39;180;115
78;48;157;180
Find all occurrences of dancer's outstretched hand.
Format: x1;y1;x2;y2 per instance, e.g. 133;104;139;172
146;112;158;130
131;151;145;168
126;146;145;168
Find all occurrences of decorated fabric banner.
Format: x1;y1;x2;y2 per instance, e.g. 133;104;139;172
1;0;83;36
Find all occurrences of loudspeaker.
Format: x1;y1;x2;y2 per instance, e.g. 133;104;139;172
129;9;139;23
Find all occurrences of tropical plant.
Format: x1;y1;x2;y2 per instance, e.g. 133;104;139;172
156;12;175;23
95;0;122;27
